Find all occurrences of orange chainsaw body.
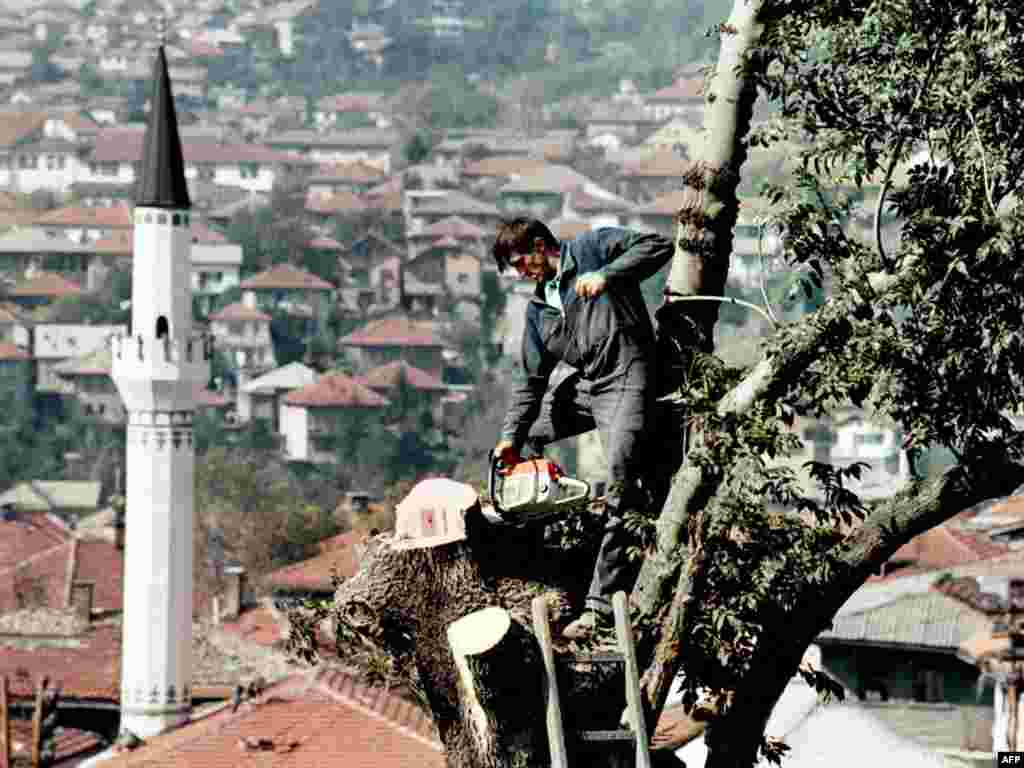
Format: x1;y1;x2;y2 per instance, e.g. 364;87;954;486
486;457;590;525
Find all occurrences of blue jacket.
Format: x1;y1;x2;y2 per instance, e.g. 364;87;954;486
500;227;674;446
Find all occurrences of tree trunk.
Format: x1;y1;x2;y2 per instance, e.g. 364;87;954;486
447;608;548;767
334;509;625;768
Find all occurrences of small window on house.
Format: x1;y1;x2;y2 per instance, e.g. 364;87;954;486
155;316;169;339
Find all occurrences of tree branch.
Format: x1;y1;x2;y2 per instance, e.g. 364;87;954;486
839;453;1024;583
966;107;999;217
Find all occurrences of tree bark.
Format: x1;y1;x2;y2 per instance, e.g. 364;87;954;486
447;607;548;767
333;510;623;768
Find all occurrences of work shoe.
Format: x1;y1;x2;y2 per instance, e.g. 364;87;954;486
561;609;612;641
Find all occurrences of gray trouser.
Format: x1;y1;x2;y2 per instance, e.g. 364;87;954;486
525;357;653;614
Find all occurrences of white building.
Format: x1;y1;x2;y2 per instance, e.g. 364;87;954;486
109;46;211;739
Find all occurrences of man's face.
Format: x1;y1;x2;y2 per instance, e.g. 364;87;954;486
509;242;555;283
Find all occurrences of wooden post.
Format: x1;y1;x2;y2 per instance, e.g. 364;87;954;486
31;676;47;768
531;596;568;768
613;591;652;768
0;676;10;768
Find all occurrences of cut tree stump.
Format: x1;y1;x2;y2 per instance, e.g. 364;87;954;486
448;607;547;767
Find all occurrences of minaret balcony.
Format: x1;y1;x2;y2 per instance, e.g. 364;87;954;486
110;332;212;413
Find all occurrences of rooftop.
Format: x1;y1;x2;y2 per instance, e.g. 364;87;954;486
356;360;447;393
97;668;443;768
283;372;389;409
240;263;334;291
339;316;446;348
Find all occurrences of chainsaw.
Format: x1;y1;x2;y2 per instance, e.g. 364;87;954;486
482;456;591;526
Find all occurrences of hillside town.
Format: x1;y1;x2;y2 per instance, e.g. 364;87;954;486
0;0;1021;767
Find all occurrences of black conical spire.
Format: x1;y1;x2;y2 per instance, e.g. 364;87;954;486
135;45;190;209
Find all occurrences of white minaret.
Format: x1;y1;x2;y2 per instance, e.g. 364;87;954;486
110;43;210;739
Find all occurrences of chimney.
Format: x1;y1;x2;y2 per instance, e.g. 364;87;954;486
221;567;246;621
69;581;94;623
113;503;125;550
63;539;80;608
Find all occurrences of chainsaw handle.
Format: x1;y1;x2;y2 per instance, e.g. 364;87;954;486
488;455;503;514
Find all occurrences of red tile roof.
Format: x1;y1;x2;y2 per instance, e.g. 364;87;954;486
569;188;631;212
0;111;46;147
460;156;549;178
0;510;69;573
196;387;232;409
8;271;83;298
888;522;1009;570
315;160;386;183
267;546;360;592
0;341;29;360
92;130;308;166
318;93;385;113
0;533;124;615
0;622;122;699
98;670;444;768
649;76;705;102
10;718;104;764
631;188;689;216
339;316;446;348
305;189;367;214
356;360;447;392
217;604;286;649
284;372;389;408
191;221;228;244
208;302;271;322
74;539;124;613
94;230;133;256
416;215;487;240
240;263;334;291
619;150;695;178
37;205;132;228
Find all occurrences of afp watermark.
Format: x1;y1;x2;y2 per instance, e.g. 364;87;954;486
999;754;1024;765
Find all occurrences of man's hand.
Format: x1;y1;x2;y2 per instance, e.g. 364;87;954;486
575;271;607;299
493;439;521;469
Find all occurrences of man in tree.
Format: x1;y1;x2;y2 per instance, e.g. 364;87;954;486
491;217;674;639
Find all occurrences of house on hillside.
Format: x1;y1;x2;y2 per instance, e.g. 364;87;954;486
356;360;449;427
0;482;103;525
89;128;315;194
240;263;335;338
404;214;487;262
0;110;100;196
236;361;318;429
582;102;664;152
307;159;387;196
338;316;448;379
53;344;125;423
191;230;244;316
404;189;502;240
498;165;632;228
280;372;389;463
266;530;362;605
313;92;391;131
264;127;400;172
30;322;124;394
642;75;706;123
208;298;276;374
6;269;84;312
615;149;695;203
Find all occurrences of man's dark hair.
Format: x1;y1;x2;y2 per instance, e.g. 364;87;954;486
492;217;558;273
